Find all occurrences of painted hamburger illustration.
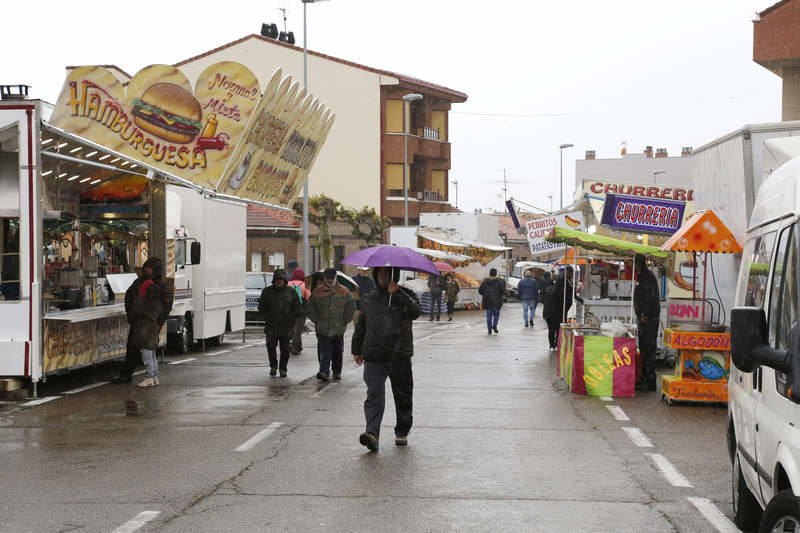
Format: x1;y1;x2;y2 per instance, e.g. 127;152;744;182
132;83;203;144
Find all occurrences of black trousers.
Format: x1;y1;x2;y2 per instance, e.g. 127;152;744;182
118;329;139;379
446;301;455;315
363;359;413;439
266;335;291;372
638;318;659;384
546;317;561;349
429;295;442;318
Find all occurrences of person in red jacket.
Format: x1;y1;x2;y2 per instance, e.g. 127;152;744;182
287;269;311;355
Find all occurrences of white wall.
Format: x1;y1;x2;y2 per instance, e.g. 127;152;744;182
575;153;693;192
177;38;382;212
419;212;501;244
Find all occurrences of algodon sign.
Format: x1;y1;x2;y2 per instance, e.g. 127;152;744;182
600;193;685;235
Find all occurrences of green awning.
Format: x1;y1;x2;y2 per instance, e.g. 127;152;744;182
545;226;669;258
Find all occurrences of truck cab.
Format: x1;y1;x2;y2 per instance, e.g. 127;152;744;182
729;154;800;531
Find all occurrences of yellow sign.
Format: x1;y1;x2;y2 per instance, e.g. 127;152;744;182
51;62;262;190
43;315;128;373
216;68;336;206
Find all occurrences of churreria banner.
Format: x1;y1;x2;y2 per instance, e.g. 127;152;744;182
526;211;584;257
600;193;686;234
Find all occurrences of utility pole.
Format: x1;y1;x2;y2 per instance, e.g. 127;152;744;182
501;168;508;202
278;7;287;33
450;179;458;208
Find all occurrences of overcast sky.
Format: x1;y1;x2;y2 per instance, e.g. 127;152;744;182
3;0;781;214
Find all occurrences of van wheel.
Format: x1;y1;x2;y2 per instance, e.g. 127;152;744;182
760;490;800;533
733;452;762;529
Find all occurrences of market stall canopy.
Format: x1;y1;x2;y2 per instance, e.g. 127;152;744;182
555;248;589;265
412;247;472;267
417;227;511;266
660;210;743;254
545;226;669;258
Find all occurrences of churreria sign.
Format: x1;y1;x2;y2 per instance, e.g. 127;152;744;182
600;193;686;235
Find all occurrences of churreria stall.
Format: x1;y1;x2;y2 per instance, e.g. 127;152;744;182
659;210;742;404
545;226;667;397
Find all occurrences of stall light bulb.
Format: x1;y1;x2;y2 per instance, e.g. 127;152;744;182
90;179;101;185
98;154;110;161
637;234;643;241
58;172;67;178
79;177;91;183
57;142;68;148
120;161;129;166
130;164;137;168
109;157;120;163
69;147;82;153
42;170;53;176
85;151;97;158
41;138;53;145
67;175;80;181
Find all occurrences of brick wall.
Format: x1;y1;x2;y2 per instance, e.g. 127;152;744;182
754;1;800;64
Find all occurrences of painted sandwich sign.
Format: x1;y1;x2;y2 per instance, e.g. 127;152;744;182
50;64;333;207
526;211;584;257
600;193;686;234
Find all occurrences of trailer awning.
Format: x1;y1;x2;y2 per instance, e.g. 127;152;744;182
416;227;511;266
660;210;743;254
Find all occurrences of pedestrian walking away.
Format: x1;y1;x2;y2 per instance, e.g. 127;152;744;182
633;254;660;391
353;266;376;327
542;266;582;352
258;268;301;378
427;274;444;321
538;272;553;317
478;268;506;335
111;272;144;384
352;266;421;452
444;273;460;321
129;257;172;387
309;268;355;381
287;269;311;355
517;269;539;328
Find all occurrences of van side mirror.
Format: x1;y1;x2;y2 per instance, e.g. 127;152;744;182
731;306;790;373
190;241;201;265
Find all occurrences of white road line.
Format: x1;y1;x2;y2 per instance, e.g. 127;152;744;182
21;396;60;407
231;344;250;350
415;323;467;344
111;510;160;533
235;422;284;452
133;370;145;376
312;383;338;398
646;453;693;487
606;405;630;421
63;382;108;395
622;427;654;448
168;358;196;365
687;497;740;533
204;349;231;356
599;396;614;402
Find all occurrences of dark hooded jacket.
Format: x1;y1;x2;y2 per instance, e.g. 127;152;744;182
543;275;574;322
351;272;421;362
478;276;506;309
258;269;301;336
129;257;172;350
634;267;661;321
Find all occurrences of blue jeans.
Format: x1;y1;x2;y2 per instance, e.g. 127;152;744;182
317;334;344;376
486;308;500;330
522;299;537;323
140;348;158;378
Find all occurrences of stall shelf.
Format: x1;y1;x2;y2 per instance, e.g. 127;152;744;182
658;210;742;404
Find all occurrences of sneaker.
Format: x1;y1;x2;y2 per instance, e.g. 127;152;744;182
154;376;160;386
269;368;277;377
279;370;287;378
316;372;329;382
524;323;529;328
530;321;535;327
487;329;492;335
493;327;499;334
359;432;379;452
429;317;434;321
395;435;408;446
136;378;155;388
332;374;341;380
110;375;132;384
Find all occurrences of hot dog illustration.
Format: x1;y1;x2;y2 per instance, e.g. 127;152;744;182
565;215;581;228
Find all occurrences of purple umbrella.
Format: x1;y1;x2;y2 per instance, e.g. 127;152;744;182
342;245;440;275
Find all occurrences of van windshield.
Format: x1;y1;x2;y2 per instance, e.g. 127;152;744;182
512;266;522;278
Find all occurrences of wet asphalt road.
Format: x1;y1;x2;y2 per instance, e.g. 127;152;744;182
0;303;736;532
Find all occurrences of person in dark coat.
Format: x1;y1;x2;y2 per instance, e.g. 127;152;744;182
258;268;300;378
478;268;506;335
634;254;661;391
538;271;554;310
353;267;376;326
309;268;355;381
542;266;579;352
111;273;144;384
129;257;172;387
444;273;460;321
517;270;539;328
352;267;420;452
427;274;444;321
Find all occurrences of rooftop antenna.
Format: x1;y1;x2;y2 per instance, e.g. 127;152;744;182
278;6;288;34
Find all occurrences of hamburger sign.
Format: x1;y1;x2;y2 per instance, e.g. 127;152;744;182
50;63;333;207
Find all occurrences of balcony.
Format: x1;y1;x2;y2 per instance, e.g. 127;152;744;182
421;127;440;141
383;134;451;163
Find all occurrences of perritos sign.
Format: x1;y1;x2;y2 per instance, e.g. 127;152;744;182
526;211;584;257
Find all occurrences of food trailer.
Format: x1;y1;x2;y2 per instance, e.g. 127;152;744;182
659;210;742;404
0;61;334;394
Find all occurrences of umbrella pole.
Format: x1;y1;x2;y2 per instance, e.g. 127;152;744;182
630;254;636;325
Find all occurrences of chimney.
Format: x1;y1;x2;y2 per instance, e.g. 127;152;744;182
655;148;668;158
644;145;654;158
681;146;693;157
0;84;30;101
585;150;595;160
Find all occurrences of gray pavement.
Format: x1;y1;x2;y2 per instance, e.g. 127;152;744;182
0;303;736;532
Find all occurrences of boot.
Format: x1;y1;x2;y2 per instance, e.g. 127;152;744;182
429;316;434;321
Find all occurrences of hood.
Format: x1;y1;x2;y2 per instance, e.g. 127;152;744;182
142;257;163;282
273;269;287;283
292;269;306;281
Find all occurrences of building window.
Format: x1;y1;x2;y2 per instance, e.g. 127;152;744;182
385;100;403;133
0;123;20;301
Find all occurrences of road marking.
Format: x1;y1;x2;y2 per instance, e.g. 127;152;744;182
622;427;654;448
599;396;613;402
21;396;60;407
415;323;468;344
111;510;160;533
168;358;196;365
63;382;108;395
687;497;740;533
235;422;283;452
205;349;231;356
312;383;338;398
606;405;630;421
646;453;693;487
231;344;251;350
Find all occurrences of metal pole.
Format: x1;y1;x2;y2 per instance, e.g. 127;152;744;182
559;149;563;210
302;0;310;271
403;100;408;226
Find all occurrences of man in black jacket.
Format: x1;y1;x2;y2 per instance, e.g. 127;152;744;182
352;267;420;452
543;267;580;352
479;268;506;335
634;254;661;391
259;269;300;378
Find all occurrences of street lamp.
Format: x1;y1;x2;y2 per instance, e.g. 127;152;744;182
301;0;329;272
653;169;666;184
559;143;573;210
403;93;423;226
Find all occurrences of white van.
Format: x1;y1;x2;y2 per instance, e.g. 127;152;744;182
729;155;800;531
